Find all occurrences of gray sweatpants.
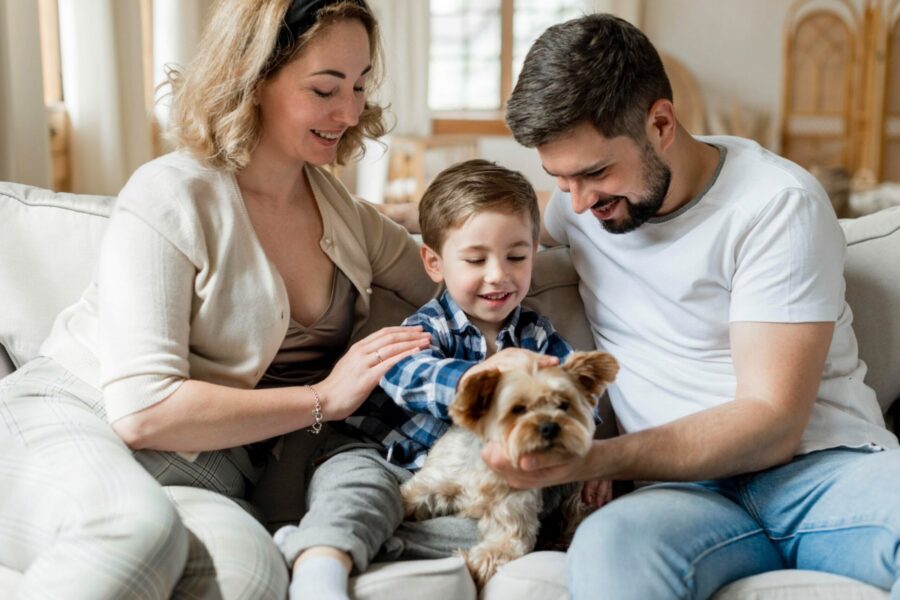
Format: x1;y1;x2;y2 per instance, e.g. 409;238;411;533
0;357;288;599
275;431;480;573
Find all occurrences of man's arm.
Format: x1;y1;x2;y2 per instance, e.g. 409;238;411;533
482;320;834;487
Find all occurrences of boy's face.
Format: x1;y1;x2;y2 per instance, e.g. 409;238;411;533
421;209;537;333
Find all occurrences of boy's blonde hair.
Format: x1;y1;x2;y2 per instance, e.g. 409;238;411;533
165;0;385;170
418;159;540;252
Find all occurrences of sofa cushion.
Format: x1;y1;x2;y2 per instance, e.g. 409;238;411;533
0;348;13;380
712;569;888;599
351;557;475;600
480;551;567;600
841;206;900;412
0;182;112;369
524;247;595;352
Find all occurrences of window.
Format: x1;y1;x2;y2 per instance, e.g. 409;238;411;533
429;0;585;134
36;0;161;191
36;0;71;191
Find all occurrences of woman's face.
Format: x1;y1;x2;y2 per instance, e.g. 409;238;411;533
256;18;371;167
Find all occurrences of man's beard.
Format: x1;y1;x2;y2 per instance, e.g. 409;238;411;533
600;143;671;234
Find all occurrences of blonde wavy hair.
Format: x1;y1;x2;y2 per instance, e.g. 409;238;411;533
165;0;386;170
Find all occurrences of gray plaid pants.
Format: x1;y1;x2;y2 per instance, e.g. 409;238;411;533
0;357;288;599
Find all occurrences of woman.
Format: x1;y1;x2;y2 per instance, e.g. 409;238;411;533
0;0;432;597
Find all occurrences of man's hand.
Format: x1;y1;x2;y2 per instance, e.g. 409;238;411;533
480;440;591;490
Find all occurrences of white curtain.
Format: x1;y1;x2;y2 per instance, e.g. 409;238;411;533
369;0;430;137
58;0;152;195
0;0;52;188
354;0;430;202
151;0;210;135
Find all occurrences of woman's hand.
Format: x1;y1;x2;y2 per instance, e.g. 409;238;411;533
318;326;430;421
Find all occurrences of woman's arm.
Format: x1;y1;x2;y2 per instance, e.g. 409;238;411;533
100;182;429;452
114;325;430;452
357;198;438;309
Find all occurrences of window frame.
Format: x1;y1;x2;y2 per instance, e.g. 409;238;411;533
430;0;515;135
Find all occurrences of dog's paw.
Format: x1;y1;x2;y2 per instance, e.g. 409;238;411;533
461;545;513;588
401;479;463;520
400;485;430;520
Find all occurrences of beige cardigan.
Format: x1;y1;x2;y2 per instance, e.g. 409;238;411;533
41;152;433;423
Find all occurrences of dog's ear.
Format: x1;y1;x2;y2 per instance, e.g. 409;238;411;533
563;351;619;396
449;368;502;434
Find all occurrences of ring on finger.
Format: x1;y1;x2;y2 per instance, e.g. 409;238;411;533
373;349;384;363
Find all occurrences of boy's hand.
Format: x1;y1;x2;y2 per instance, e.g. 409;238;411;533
462;348;559;384
581;478;613;508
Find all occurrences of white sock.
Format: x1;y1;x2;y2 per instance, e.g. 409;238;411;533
289;555;350;600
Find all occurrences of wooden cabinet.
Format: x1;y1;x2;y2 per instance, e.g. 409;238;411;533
384;135;480;204
782;0;900;183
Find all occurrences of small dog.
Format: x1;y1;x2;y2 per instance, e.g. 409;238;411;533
400;351;619;587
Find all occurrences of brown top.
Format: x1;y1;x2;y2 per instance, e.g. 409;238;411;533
257;268;357;388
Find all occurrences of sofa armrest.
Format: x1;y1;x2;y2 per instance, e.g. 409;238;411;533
0;182;113;368
841;207;900;414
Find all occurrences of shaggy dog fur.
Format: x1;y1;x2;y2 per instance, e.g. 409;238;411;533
400;351;619;586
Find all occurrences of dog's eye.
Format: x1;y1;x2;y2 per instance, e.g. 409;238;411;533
511;404;526;415
558;401;570;411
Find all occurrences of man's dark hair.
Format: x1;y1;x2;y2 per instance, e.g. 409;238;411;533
506;13;672;147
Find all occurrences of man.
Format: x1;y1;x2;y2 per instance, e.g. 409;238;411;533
484;13;900;599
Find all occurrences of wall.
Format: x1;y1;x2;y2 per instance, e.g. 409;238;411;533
643;0;793;151
469;1;793;193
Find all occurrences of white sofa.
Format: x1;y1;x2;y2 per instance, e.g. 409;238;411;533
1;180;898;599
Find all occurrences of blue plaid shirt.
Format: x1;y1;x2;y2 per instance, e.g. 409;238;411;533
345;291;573;470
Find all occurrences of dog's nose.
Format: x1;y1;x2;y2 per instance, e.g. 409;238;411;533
539;422;560;440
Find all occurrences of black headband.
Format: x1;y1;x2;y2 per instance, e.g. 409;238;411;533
274;0;367;60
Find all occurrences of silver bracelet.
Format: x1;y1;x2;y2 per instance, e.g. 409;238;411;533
307;384;323;434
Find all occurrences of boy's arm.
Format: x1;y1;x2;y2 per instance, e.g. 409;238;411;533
531;313;575;362
379;313;477;420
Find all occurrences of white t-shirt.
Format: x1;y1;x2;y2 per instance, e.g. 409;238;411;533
544;135;898;453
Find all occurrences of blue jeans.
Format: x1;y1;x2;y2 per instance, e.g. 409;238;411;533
568;448;900;599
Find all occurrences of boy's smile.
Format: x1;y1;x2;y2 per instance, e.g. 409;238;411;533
421;209;537;339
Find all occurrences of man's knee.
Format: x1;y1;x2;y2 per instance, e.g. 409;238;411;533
568;506;635;569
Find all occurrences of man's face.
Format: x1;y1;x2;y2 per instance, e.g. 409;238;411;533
538;121;671;234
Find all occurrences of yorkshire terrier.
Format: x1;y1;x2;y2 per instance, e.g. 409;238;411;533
400;351;619;587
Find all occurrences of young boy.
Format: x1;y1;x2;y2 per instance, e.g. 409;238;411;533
377;158;574;469
277;159;601;600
